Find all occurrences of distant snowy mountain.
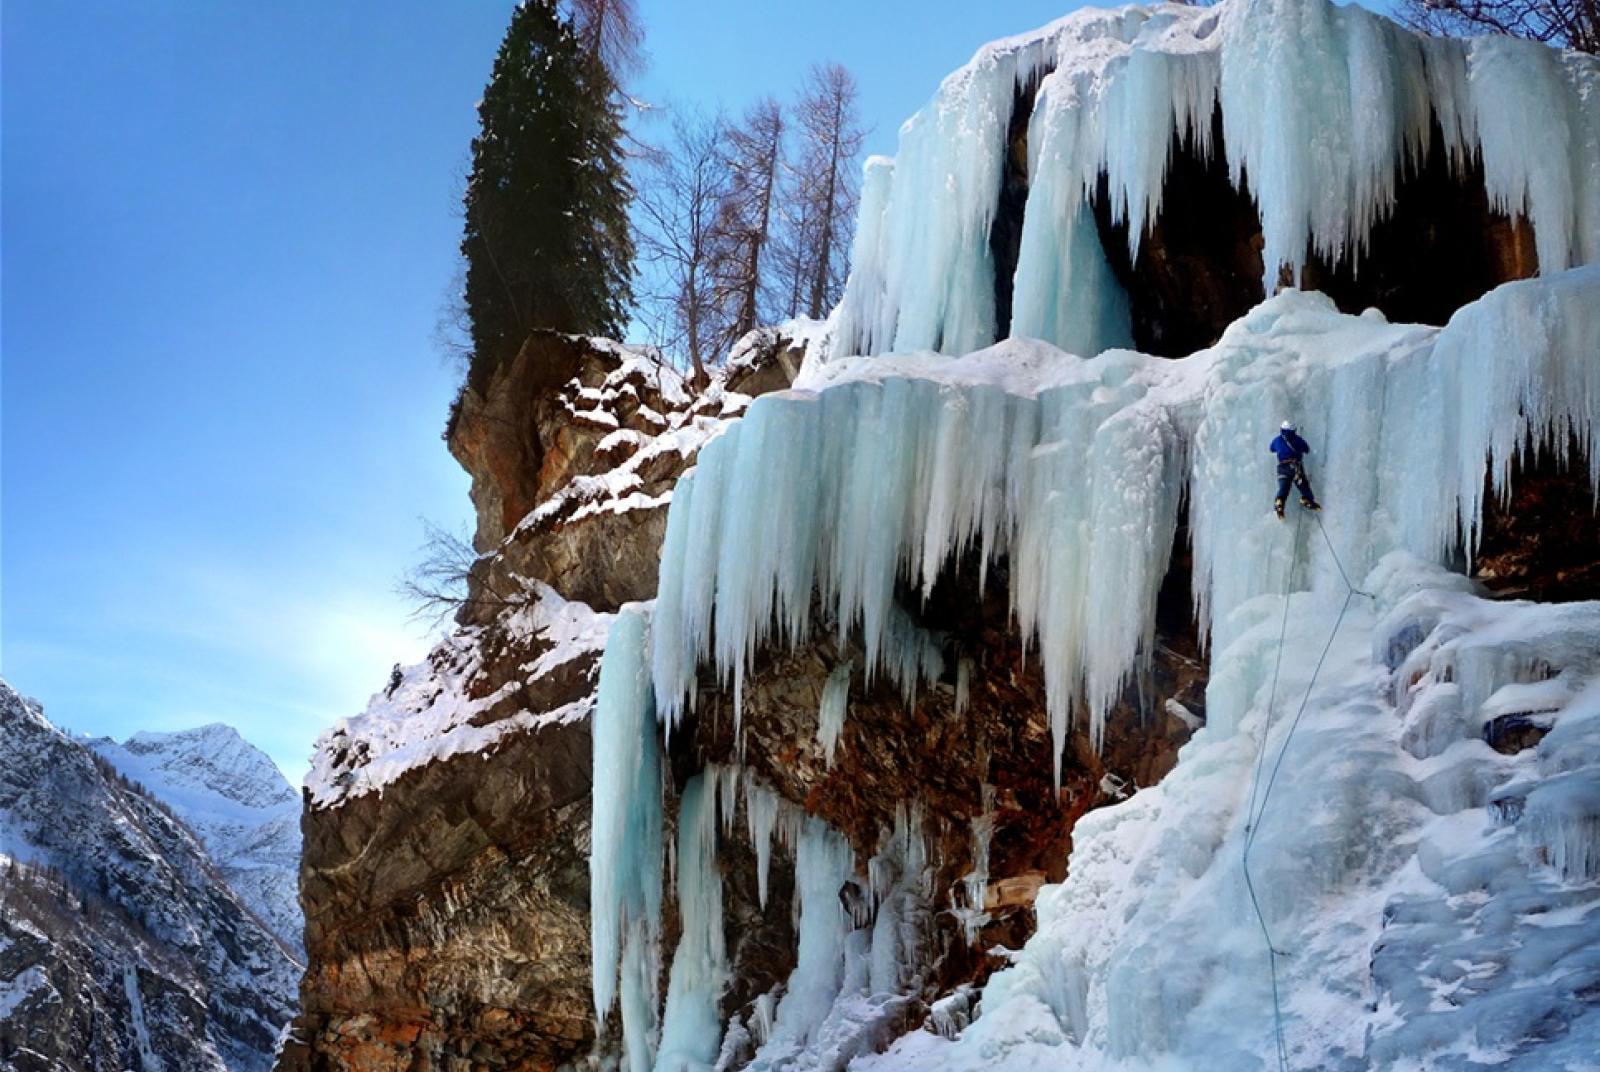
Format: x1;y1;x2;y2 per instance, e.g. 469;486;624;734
90;723;303;955
0;678;298;1072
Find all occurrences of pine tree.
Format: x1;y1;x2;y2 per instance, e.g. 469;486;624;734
460;0;635;392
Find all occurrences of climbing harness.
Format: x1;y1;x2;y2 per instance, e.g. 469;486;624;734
1241;509;1375;1072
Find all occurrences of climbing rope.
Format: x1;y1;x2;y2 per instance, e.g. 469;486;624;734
1241;507;1375;1072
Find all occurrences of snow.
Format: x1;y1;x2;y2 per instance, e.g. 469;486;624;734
307;585;612;808
508;581;619;679
0;965;50;1018
835;0;1600;360
523;409;744;531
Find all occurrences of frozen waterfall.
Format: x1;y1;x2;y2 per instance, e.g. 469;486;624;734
837;0;1600;359
588;0;1600;1068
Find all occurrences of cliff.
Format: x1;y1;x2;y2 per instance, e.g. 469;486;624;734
281;329;802;1070
284;0;1599;1068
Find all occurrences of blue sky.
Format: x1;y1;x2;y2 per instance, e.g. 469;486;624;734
2;0;1102;781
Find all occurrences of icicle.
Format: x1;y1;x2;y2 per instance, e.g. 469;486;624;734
954;657;973;716
591;609;664;1043
718;764;742;838
964;783;997;944
817;662;851;766
655;773;728;1072
753;818;854;1055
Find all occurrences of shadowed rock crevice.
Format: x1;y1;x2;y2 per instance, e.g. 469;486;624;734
1301;114;1539;325
1474;436;1600;603
1088;105;1539;358
989;75;1046;341
1092;107;1267;357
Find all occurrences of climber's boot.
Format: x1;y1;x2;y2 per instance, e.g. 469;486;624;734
1301;498;1321;512
1275;498;1286;520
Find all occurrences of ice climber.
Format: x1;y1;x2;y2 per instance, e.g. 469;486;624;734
1269;420;1321;519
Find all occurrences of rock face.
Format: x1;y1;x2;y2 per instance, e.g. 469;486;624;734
282;334;796;1072
89;724;303;956
0;679;298;1072
672;549;1203;1022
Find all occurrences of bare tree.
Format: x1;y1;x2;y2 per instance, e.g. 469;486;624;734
398;519;528;626
564;0;646;80
779;63;865;320
633;110;737;385
1400;0;1598;52
771;172;818;320
715;99;786;339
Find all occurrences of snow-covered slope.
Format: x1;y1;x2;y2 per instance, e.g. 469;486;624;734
0;678;298;1072
89;724;303;955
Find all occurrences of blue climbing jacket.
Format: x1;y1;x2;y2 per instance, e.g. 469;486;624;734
1269;430;1311;463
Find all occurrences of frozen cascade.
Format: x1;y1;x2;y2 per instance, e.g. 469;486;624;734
962;784;998;945
655;773;728;1072
817;662;852;766
748;818;855;1067
590;6;1600;1061
836;0;1600;359
592;274;1599;1072
652;268;1600;776
590;608;665;1068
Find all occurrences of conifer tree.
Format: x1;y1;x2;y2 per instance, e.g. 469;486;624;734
460;0;635;390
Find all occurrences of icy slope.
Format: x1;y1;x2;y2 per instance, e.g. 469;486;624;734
858;554;1600;1071
590;263;1600;1070
90;723;303;955
836;0;1600;359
